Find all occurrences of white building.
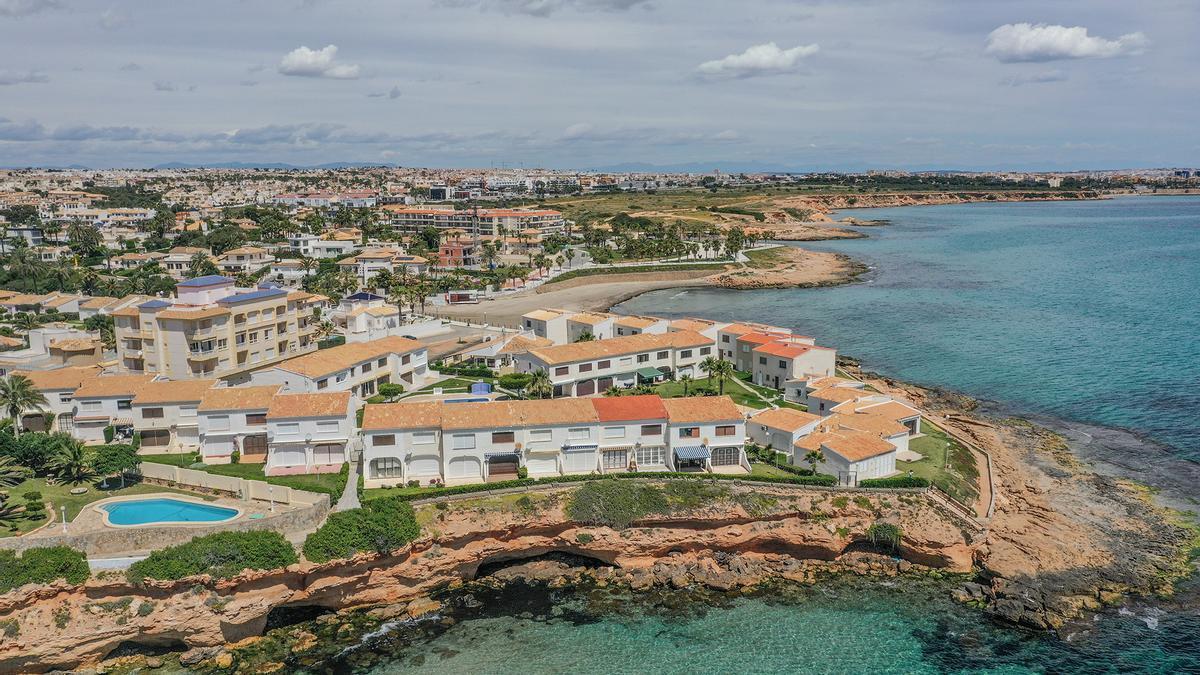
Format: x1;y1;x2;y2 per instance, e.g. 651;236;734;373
249;335;429;405
264;391;354;475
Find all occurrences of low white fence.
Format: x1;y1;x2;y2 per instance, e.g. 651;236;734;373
138;462;327;506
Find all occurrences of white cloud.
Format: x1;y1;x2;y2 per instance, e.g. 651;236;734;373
0;70;48;85
0;0;60;18
697;41;819;79
986;23;1147;63
278;44;360;79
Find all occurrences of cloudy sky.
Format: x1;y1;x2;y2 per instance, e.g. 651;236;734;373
1;0;1196;170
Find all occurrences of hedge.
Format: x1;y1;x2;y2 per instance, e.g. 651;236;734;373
302;496;421;563
364;470;838;503
126;531;298;583
0;546;90;592
859;476;930;488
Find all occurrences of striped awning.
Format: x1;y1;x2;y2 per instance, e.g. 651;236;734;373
562;444;598;451
484;452;520;461
674;445;710;460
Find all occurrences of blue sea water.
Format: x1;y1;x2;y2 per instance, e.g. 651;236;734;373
101;497;238;525
620;196;1200;463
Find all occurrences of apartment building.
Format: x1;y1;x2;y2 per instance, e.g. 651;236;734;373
112;276;324;380
248;335;429;405
566;312;616;342
747;407;822;453
522;309;569;344
614;315;669;337
161;246;210;280
130;379;216;452
70;373;158;443
794;427;898;484
264;392;354;476
336;248;429;286
438;235;479;269
197;385;281;464
360;394;746;488
716;322;789;364
515;331;715;397
216;246;272;274
287;233;356;259
380;206;565;236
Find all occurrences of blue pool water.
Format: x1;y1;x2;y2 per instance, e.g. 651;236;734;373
101;498;239;525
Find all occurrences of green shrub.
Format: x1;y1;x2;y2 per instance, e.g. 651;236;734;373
22;491;41;501
230;449;240;465
866;522;903;552
517;466;528;479
127;531;298;583
378;383;405;398
575;533;594;544
853;496;873;510
365;395;386;404
0;546;90;592
859;476;930;488
565;480;670;529
302;497;421;563
136;601;154;617
831;496;849;509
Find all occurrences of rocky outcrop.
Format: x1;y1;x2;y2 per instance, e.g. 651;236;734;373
0;486;970;672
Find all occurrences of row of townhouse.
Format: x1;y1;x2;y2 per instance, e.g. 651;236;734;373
361;394;747;488
379;206;565;237
286;233;357;259
515;331;717;397
247;334;430;406
521;308;680;344
716;323;837;389
336;248;429;286
112;276;327;380
272;191;378;208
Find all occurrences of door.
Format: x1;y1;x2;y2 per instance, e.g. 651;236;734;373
526;455;558;475
486;456;519;480
562;447;596;473
241;434;268;463
601;449;628;471
139;429;170;447
576;379;596;396
449;456;482;480
273;446;306;467
313;444;344;465
407;454;441;477
711;446;739;466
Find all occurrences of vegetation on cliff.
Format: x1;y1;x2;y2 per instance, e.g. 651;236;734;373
126;531;298;583
0;546;89;592
564;478;783;529
302;496;421;563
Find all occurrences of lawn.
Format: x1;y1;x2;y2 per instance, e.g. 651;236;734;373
138;456;348;499
653;376;773;409
405;376;495;396
1;476;209;537
748;462;795;478
896;421;980;511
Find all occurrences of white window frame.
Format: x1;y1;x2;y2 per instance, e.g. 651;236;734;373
603;426;626;439
452;433;476;450
568;427;590;441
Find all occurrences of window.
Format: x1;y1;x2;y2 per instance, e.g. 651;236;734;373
619;357;633;366
712;446;739;466
700;347;711;355
362;362;373;373
413;431;436;445
402;354;411;365
81;400;101;412
277;422;300;438
372;434;396;447
758;357;767;365
578;363;593;373
716;425;737;437
598;360;611;369
117;399;132;410
59;394;72;404
242;434;267;454
656;351;669;360
371;457;402;478
141;407;164;419
680;350;692;358
236;334;246;346
209;415;230;431
453;434;476;450
779;360;788;369
602;449;627;470
317;379;328;390
568;427;590;441
721;335;730;343
640;424;662;436
316;421;340;435
246;413;266;426
249;332;259;344
528;429;552;445
603;426;626;439
555;366;569;376
378;358;387;367
139;429;170;447
742;345;750;352
635;445;665;466
678;427;700;438
492;431;515;444
636;354;649;364
180;406;197;419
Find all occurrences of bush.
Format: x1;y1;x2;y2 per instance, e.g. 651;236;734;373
318;336;346;350
230;449;240;465
366;395;386;404
517;466;528;479
575;533;594;544
127;531;298;583
22;491;41;501
859;476;930;488
565;480;670;529
866;522;903;552
378;383;405;398
302;496;421;563
0;546;90;592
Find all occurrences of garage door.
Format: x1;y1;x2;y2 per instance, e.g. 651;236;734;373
562;447;596;473
273;447;306;467
313;444;344;465
576;379;595;396
407;454;441;477
448;456;481;480
526;455;558;475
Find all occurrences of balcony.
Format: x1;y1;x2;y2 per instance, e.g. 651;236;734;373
187;350;219;361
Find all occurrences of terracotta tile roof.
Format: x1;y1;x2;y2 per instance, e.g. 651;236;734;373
738;332;786;346
669;318;716;333
361;401;443;431
592;395;668;422
155;306;231;320
0;293;51;306
795;428;895;462
198;385;282;411
74;374;157;398
567;312;612;325
661;396;742;424
273;336;424;379
526;331;711;366
829;412;909;437
751;407;820;432
267;391;351;419
754;341;813;358
13;365;102;391
614;315;661;329
497;334;554;355
509;398;599;428
810;387;876;404
523;309;565;322
132;379;217;405
852;400;921;422
79;296;120;310
48;338;99;351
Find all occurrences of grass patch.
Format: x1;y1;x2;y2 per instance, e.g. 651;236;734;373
749;462;794;478
653;376;772;409
139;458;349;502
543;262;727;285
2;476;207;536
897;421;979;510
127;531;298;583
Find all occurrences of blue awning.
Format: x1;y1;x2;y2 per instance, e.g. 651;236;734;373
562;444;598;451
674;445;710;460
484;452;520;460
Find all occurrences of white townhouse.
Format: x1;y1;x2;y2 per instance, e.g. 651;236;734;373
264;391;354;475
521;309;570;344
249;335;429;405
591;395;672;473
130;379;216;452
613;315;669;337
661;396;748;472
197;385;282;465
716;322;789;364
216;246;272;275
668;318;725;342
69;373;159;443
795;427;898;485
785;376;864;407
11;365;101;434
750;339;836;390
515;330;715;397
747;407;822;454
565;312;616;342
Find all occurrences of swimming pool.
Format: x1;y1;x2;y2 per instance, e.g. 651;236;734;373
99;498;241;526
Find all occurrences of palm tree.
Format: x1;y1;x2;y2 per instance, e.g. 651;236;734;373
298;254;318;280
48;437;98;486
564;247;576;268
526;369;553;399
680;373;693;397
0;374;47;437
804;449;825;475
700;356;734;396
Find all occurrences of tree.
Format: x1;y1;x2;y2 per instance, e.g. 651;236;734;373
724;225;747;259
0;457;28;530
699;356;734;396
12;313;41;333
47;437;97;486
0;375;47;438
804;449;824;475
188;252;219;278
497;372;532;396
526;369;553;399
574;331;595;343
93;444;140;488
564;247;576;268
679;373;693;397
84;314;116;350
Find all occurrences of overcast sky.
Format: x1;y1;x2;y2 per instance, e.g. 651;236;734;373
1;0;1196;170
